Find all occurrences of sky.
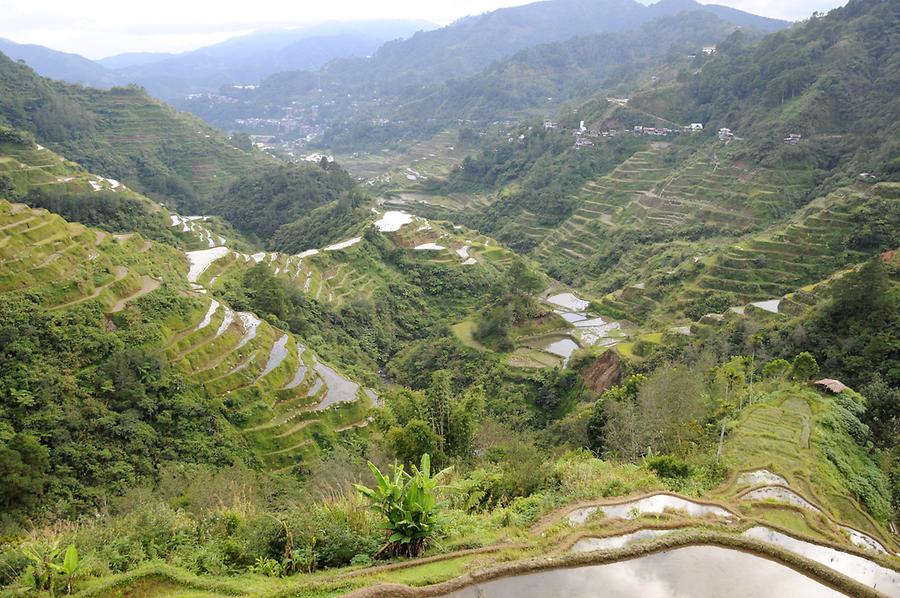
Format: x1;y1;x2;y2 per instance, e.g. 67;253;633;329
0;0;849;59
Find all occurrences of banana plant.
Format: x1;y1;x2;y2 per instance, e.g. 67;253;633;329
48;545;81;595
354;453;451;557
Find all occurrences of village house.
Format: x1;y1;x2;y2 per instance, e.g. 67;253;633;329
574;137;595;149
718;128;734;141
607;97;629;106
702;45;717;55
543;120;558;130
784;133;802;145
690;123;704;132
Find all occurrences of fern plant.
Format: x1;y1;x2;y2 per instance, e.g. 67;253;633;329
354;453;450;558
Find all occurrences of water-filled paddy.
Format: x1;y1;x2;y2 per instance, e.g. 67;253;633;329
570;529;673;552
186;247;230;283
737;469;788;486
373;210;414;232
283;347;307;390
568;494;732;524
742;526;899;597
324;237;361;251
750;299;781;313
742;486;821;512
547;292;590;311
315;361;360;410
443;545;845;597
839;526;888;554
256;335;289;381
196;299;220;331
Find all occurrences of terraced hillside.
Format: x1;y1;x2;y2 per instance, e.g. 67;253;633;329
0;128;154;205
0;200;375;469
174;206;517;311
0;53;273;210
54;381;899;598
534;141;812;273
595;183;896;327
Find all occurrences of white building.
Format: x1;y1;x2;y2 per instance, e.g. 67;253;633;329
702;45;717;55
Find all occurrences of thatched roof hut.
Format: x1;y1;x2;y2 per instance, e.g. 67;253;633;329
814;379;848;394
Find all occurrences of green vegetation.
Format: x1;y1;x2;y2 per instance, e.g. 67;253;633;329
209;162;357;245
354;454;449;557
0;55;272;211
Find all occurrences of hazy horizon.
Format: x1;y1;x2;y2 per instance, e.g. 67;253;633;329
2;0;849;60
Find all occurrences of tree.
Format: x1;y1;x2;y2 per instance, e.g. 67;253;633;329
791;352;820;381
425;371;452;450
354;454;450;558
763;358;792;379
589;375;646;457
860;375;900;449
0;432;49;511
385;420;444;468
473;305;513;351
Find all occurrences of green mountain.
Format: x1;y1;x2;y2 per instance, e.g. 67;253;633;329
395;11;752;124
111;20;437;100
630;0;900;177
321;0;789;88
181;0;789;148
0;52;273;211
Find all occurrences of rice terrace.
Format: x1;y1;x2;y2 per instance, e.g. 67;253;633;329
0;0;897;596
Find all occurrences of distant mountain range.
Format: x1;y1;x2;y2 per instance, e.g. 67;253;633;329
316;0;790;89
0;38;117;88
0;19;436;100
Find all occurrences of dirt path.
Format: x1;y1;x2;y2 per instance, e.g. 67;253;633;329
49;266;128;310
110;276;160;313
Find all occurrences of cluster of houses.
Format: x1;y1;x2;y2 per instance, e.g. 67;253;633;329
548;118;712;150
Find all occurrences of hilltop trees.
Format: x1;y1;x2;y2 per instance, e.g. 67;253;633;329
793;258;899;387
791;352;820;381
212;162;355;242
598;365;709;460
473;258;544;351
379;372;484;467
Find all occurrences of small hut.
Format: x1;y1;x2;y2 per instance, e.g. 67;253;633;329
814;379;848;394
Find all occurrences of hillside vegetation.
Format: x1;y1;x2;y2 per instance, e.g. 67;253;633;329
0;53;273;211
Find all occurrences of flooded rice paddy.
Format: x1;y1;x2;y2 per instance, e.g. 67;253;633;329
373;210;414;232
742;526;899;596
567;494;733;524
570;529;674;552
444;545;845;598
742;486;822;513
737;469;789;486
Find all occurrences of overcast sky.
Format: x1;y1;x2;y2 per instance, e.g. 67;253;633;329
0;0;849;59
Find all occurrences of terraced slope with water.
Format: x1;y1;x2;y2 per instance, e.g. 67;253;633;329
0;199;375;470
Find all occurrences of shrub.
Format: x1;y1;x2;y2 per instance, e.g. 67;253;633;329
646;455;692;479
763;358;792;379
791;352;820;381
